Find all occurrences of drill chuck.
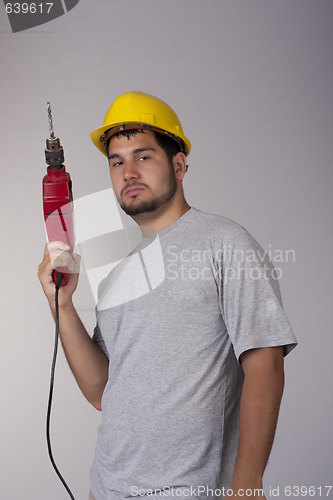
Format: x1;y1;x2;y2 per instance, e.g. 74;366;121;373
45;137;65;169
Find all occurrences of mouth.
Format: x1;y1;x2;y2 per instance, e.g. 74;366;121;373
124;186;145;197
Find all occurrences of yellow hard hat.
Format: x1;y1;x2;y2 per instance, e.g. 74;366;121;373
89;91;191;157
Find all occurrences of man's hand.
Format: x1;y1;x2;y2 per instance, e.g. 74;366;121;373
38;241;81;310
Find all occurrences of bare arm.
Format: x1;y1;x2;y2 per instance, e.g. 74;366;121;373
38;241;109;410
231;346;285;498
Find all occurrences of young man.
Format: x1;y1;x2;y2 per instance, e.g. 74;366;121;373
38;91;297;500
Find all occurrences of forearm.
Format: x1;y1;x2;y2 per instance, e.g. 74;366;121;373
232;347;285;496
38;243;109;409
50;301;109;410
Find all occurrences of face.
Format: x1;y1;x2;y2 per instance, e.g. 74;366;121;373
107;131;177;217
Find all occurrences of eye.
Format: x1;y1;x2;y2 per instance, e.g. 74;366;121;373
138;155;150;161
111;160;123;167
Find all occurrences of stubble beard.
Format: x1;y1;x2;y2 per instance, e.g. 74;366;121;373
120;165;177;217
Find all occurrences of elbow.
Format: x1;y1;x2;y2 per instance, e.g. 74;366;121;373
81;377;107;411
85;379;107;411
90;398;102;411
85;388;104;411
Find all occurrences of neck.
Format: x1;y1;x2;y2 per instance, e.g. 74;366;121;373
132;196;191;236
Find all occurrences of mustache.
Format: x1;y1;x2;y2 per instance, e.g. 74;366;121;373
122;182;149;196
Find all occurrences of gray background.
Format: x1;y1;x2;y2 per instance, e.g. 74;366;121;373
1;1;332;499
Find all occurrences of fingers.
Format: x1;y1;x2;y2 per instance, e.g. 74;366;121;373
43;241;71;258
71;253;81;274
38;243;81;308
52;251;75;272
40;242;80;277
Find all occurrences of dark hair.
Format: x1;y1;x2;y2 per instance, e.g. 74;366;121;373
106;129;182;165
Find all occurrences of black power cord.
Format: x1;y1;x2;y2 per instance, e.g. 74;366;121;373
46;272;76;499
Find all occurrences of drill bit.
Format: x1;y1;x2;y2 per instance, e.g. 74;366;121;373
47;101;55;139
45;102;64;168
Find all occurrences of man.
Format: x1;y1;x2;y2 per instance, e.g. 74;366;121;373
38;91;297;500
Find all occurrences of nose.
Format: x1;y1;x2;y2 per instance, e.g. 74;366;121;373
123;160;140;182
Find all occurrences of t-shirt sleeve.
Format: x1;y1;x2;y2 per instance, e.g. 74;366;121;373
92;320;109;359
92;278;110;359
219;231;297;363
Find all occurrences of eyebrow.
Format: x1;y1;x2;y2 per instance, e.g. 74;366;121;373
108;147;157;160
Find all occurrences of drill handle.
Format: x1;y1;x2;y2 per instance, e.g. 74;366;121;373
43;166;74;287
53;269;69;287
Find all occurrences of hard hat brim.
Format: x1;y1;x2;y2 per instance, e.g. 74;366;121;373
90;121;191;157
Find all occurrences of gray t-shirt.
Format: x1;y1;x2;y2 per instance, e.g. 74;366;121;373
90;207;297;500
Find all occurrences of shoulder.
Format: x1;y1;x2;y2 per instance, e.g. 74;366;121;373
188;207;252;246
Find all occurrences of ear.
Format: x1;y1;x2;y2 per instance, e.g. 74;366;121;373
172;152;188;181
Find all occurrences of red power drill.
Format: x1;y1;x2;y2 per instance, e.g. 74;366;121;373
43;102;74;287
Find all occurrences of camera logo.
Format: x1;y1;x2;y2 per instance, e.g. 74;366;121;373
4;0;80;33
